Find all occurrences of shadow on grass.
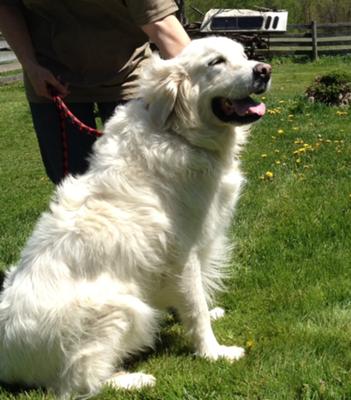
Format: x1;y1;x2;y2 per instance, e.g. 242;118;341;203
124;312;191;369
0;382;46;397
0;269;5;290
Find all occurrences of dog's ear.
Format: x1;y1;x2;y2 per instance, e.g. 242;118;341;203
139;55;192;128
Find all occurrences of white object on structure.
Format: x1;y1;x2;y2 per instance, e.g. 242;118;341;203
200;9;288;33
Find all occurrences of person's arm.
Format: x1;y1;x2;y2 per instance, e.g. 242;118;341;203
141;14;190;59
0;4;69;98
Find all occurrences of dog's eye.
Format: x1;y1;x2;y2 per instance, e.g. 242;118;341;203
208;56;226;67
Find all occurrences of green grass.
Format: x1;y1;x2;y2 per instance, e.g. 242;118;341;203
0;82;53;267
1;57;351;399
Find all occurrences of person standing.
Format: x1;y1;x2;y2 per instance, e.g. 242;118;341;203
0;1;190;183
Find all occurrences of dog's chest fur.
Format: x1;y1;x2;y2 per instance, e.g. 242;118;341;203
88;116;245;279
162;166;243;245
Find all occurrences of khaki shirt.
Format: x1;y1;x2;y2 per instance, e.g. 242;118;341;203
1;0;178;102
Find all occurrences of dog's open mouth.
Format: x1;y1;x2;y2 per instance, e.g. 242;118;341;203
212;97;266;124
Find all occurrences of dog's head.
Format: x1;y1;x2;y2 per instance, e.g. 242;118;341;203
139;36;271;150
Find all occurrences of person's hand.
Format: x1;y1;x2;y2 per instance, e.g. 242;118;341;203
25;61;69;99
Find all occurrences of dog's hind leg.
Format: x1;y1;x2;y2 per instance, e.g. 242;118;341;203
56;293;158;398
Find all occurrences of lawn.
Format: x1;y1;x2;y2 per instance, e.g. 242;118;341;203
0;56;351;400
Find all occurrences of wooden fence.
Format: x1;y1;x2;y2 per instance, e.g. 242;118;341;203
1;21;351;70
258;22;351;60
0;36;16;63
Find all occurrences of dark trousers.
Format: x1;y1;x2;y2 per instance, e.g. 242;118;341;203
29;101;120;184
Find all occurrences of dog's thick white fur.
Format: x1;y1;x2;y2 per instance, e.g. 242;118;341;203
0;37;270;398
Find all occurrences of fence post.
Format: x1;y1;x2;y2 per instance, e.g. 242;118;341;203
311;20;318;61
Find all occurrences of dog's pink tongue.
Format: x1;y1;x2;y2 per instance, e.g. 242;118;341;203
222;97;266;117
233;98;266;116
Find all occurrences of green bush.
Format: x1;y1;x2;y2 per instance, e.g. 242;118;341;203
305;71;351;106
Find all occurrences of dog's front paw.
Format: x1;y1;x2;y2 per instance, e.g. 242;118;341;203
217;345;245;361
105;372;156;390
209;307;225;321
199;345;245;362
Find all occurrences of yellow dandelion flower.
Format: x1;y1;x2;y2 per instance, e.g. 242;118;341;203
261;154;268;158
277;129;284;135
294;147;308;155
246;339;255;350
265;171;274;179
336;110;348;116
275;160;281;165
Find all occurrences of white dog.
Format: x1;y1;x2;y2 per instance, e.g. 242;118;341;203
0;37;271;398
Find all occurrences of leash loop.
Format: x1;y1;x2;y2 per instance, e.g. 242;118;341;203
51;94;103;177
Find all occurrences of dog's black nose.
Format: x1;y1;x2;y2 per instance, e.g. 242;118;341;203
253;63;272;82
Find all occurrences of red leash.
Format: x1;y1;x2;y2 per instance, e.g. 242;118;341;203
52;95;103;177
